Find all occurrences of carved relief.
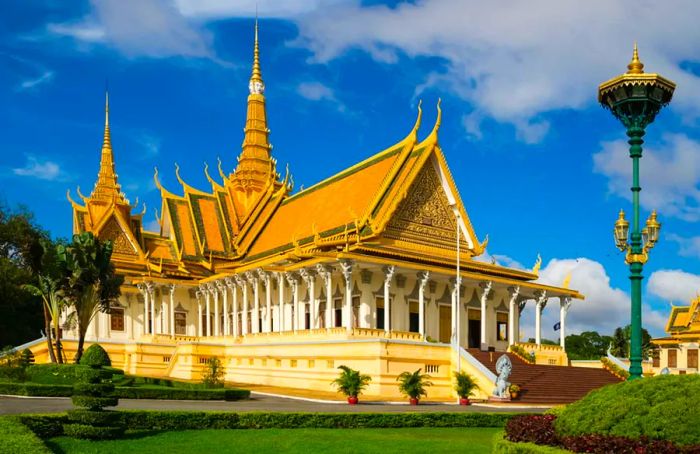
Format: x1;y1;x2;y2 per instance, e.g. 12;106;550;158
100;217;138;256
385;164;468;249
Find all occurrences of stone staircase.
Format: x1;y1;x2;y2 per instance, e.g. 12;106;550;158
466;349;622;404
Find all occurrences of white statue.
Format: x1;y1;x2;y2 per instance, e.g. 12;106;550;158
493;355;512;398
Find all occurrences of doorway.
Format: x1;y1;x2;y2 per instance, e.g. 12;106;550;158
439;305;451;343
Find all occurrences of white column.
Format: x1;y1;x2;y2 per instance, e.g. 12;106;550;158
417;271;430;338
205;286;211;337
382;265;395;333
479;281;493;348
507;286;520;347
225;278;237;337
516;299;526;343
451;280;457;345
137;284;148;336
339;260;353;333
235;275;248;335
209;284;219;337
246;271;259;334
257;270;271;333
316;264;333;329
218;281;228;336
277;272;286;332
560;297;572;349
147;283;156;335
299;268;316;330
169;284;176;337
196;289;203;337
535;291;548;346
285;272;299;332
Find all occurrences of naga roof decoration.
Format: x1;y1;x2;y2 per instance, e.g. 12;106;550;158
67;23;582;301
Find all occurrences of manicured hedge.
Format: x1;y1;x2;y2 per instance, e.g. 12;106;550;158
19;411;522;439
0;381;249;400
0;416;51;454
113;410;518;431
112;387;250;401
0;382;73;397
63;423;124;440
555;375;700;446
493;431;571;453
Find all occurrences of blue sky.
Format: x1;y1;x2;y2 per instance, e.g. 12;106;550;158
2;0;700;340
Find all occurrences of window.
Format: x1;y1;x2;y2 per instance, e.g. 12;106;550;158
334;298;342;327
668;349;677;368
110;308;124;332
688;349;698;369
408;301;419;333
175;312;187;335
652;350;660;368
376;297;385;330
496;312;508;341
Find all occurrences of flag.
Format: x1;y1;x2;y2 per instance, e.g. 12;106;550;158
553;322;561;331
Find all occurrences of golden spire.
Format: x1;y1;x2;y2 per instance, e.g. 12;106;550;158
91;89;125;203
250;16;264;91
627;42;645;74
232;17;274;194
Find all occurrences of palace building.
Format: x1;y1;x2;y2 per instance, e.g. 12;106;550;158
652;296;700;374
27;24;595;400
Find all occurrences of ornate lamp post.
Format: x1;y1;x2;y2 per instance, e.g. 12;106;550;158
598;45;675;380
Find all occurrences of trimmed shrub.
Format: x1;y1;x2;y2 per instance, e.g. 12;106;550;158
80;344;112;368
63;423;124;440
25;364;78;384
493;431;570;453
21;349;34;367
0;365;28;382
505;415;559;446
66;410;122;426
19;415;67;439
0;416;51;454
113;387;249;401
555;375;700;446
71;395;119;410
0;382;72;397
202;357;225;388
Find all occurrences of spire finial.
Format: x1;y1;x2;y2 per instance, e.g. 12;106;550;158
249;13;264;94
627;42;644;74
103;87;111;149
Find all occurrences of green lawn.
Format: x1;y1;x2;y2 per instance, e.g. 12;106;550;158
47;427;500;453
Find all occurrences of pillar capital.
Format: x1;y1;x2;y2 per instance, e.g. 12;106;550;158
234;274;246;288
298;267;316;285
285;271;299;287
215;280;225;292
224;276;236;289
535;290;548;310
245;270;258;285
507;285;520;298
339;259;353;281
382;265;395;284
316;264;332;284
560;296;572;312
168;283;176;294
257;268;270;286
417;271;430;289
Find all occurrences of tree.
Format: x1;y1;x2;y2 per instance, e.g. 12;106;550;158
0;203;50;347
565;331;614;360
57;232;123;363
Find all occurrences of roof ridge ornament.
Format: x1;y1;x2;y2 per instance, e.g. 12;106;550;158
249;15;264;95
627;42;644;74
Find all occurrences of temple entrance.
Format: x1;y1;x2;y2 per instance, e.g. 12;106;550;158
439;304;451;343
468;308;481;348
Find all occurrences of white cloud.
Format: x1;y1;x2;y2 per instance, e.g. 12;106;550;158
144;219;160;232
519;257;667;339
174;0;338;19
648;269;700;303
290;0;700;141
49;0;214;59
12;156;63;181
593;133;700;221
18;71;54;91
667;233;700;259
296;81;345;112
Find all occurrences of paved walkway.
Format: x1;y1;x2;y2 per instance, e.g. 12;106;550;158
0;393;548;415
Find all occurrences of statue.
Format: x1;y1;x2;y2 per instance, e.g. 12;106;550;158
492;354;512;398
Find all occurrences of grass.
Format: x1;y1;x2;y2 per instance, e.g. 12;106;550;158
47;427;501;453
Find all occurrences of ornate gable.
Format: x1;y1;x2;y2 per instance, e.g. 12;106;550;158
99;216;139;256
384;162;469;251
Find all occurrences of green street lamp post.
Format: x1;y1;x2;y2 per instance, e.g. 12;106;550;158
598;45;675;380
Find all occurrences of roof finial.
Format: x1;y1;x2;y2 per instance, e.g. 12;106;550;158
249;12;264;94
103;86;111;150
627;42;644;74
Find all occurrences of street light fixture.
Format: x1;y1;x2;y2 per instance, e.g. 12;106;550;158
598;44;675;380
598;44;676;380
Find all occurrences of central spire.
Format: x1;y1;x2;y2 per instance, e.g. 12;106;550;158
232;17;274;195
91;90;125;203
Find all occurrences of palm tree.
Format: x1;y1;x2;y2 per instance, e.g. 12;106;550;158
397;368;433;403
23;275;66;363
331;365;371;401
57;232;123;363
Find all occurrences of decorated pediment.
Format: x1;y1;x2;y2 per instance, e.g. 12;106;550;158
98;216;140;257
384;162;469;251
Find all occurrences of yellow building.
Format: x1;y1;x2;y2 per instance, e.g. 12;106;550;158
29;24;584;400
652;296;700;374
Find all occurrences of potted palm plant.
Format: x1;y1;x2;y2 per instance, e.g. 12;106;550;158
331;365;371;404
397;368;432;405
454;371;477;405
509;384;521;399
